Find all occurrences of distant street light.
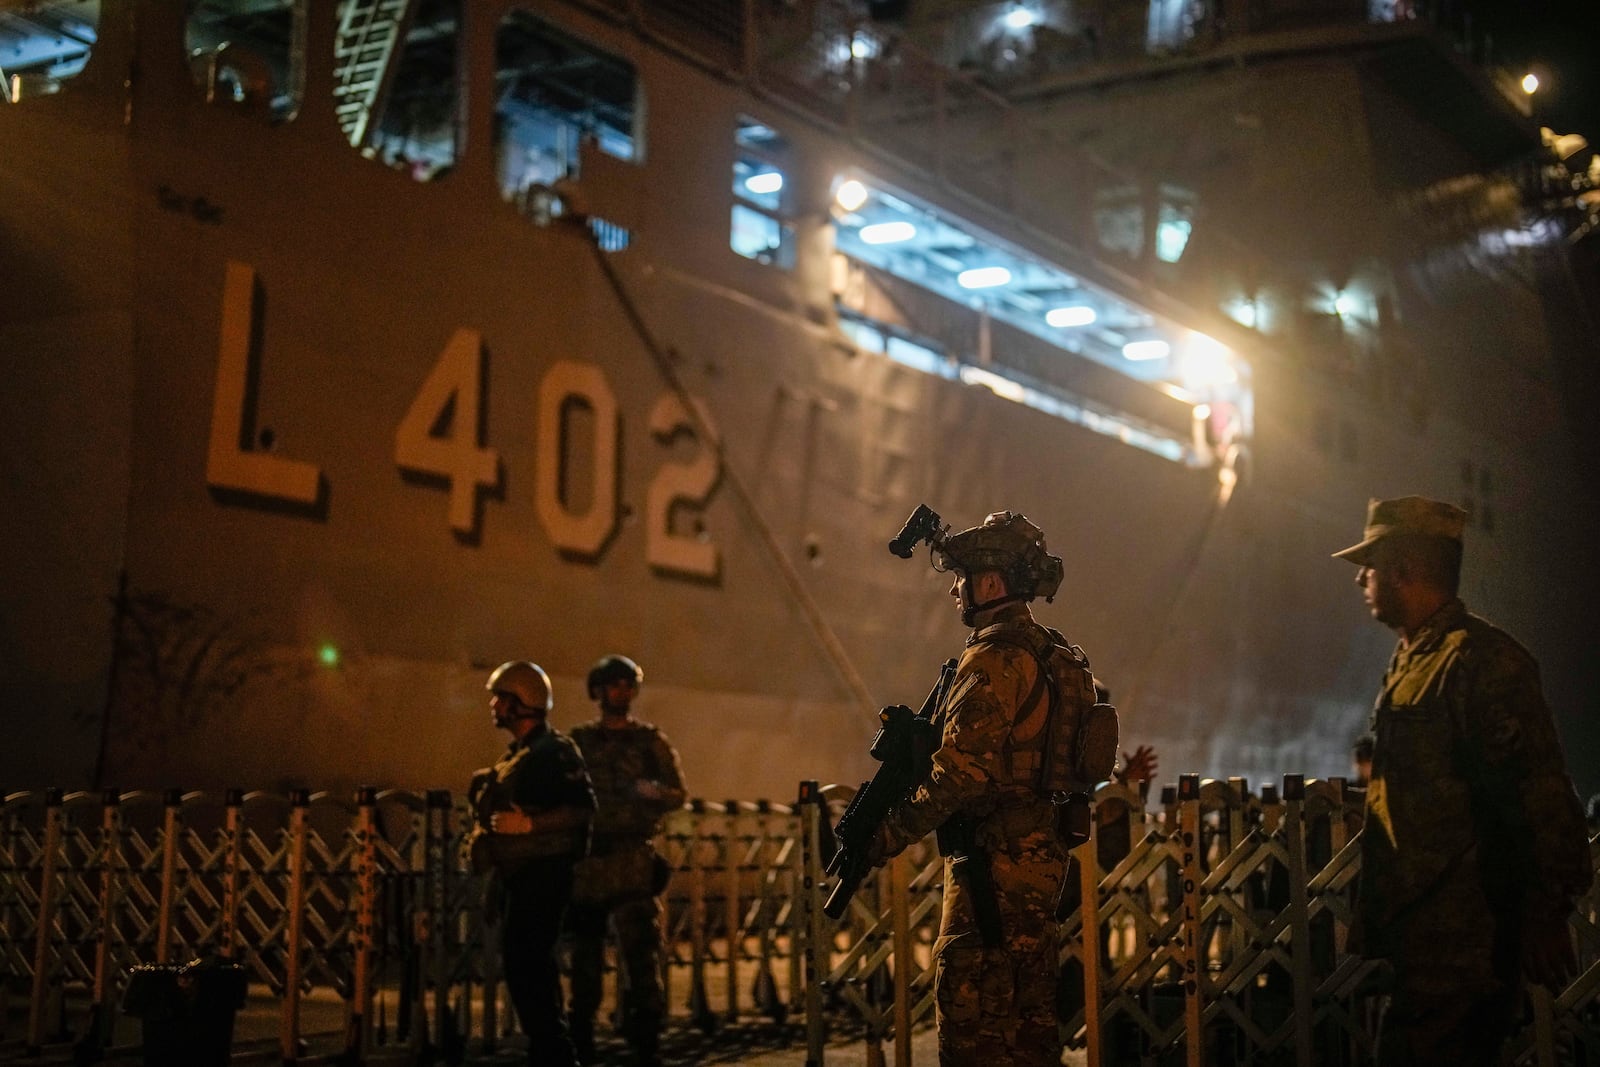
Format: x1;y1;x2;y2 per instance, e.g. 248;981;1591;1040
1522;73;1540;95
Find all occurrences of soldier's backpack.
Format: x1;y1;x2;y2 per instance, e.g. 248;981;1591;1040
968;622;1120;797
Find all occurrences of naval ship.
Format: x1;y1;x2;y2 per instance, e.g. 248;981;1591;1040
3;0;1596;801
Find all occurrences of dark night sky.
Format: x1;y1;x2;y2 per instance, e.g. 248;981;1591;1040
1467;0;1600;136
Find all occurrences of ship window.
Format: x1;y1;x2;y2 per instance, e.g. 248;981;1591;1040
1155;187;1196;263
730;116;795;269
1146;0;1200;53
185;0;303;121
494;9;638;214
0;1;99;102
1094;185;1144;261
731;204;795;268
340;0;461;181
1368;0;1415;23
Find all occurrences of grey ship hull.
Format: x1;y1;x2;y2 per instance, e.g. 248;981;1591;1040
3;1;1595;800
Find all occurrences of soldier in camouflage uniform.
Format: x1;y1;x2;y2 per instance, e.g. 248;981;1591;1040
467;661;595;1067
566;655;687;1067
873;512;1118;1067
1335;496;1592;1066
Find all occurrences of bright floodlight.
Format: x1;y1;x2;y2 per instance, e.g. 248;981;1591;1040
1522;73;1540;95
835;179;869;212
1182;333;1238;386
859;221;917;244
1046;305;1097;327
1003;6;1037;30
1122;339;1171;361
958;266;1012;289
1229;298;1258;329
745;171;784;196
1333;291;1358;317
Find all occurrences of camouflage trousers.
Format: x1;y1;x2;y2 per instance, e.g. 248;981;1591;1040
1373;886;1520;1067
935;937;1060;1067
934;846;1065;1067
567;894;666;1032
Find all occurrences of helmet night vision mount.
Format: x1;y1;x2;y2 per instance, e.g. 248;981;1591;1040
889;504;1064;604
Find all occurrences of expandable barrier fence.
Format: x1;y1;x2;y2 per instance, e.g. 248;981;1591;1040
796;774;1600;1067
2;779;1596;1065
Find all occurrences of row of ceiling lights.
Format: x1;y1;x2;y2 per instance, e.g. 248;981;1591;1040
831;177;1183;361
739;172;1239;375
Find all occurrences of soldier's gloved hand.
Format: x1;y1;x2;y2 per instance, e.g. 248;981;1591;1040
865;822;908;868
1521;908;1577;991
489;806;534;835
635;779;666;801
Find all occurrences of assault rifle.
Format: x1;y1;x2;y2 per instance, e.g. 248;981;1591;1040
822;659;956;919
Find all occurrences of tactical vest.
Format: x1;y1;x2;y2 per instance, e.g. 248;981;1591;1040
969;622;1119;796
571;721;669;840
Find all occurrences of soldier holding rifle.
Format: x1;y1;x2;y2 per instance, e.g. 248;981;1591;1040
466;661;595;1067
838;507;1118;1067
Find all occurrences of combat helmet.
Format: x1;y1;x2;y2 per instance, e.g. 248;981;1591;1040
932;511;1064;603
587;654;644;700
485;660;553;714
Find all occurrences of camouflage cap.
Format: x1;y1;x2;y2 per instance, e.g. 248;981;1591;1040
1332;496;1467;566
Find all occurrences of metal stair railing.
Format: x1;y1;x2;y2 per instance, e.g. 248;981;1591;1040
332;0;414;148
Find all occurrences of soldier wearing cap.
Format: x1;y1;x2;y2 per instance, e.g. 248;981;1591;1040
1334;496;1591;1066
467;661;595;1067
872;511;1118;1067
566;655;686;1067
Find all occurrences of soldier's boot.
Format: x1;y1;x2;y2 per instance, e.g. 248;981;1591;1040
570;1015;596;1066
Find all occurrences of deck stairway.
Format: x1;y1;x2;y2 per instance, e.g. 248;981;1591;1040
332;0;413;147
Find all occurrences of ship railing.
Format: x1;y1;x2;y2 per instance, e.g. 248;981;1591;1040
560;0;1026;213
0;786;820;1062
802;772;1600;1067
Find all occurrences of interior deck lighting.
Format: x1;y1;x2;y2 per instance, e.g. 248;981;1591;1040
1182;333;1238;386
745;171;785;196
958;266;1012;289
1123;339;1171;361
835;179;869;212
860;221;917;244
1003;6;1038;30
1046;305;1097;327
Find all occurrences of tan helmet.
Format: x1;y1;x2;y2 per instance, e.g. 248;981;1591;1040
932;511;1064;602
485;660;553;714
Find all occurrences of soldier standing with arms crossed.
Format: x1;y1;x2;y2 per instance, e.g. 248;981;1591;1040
567;655;688;1067
870;511;1118;1067
467;661;595;1067
1334;496;1591;1065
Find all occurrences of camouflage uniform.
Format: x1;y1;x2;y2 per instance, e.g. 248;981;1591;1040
1360;599;1591;1066
468;723;595;1067
567;719;687;1057
880;605;1099;1067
